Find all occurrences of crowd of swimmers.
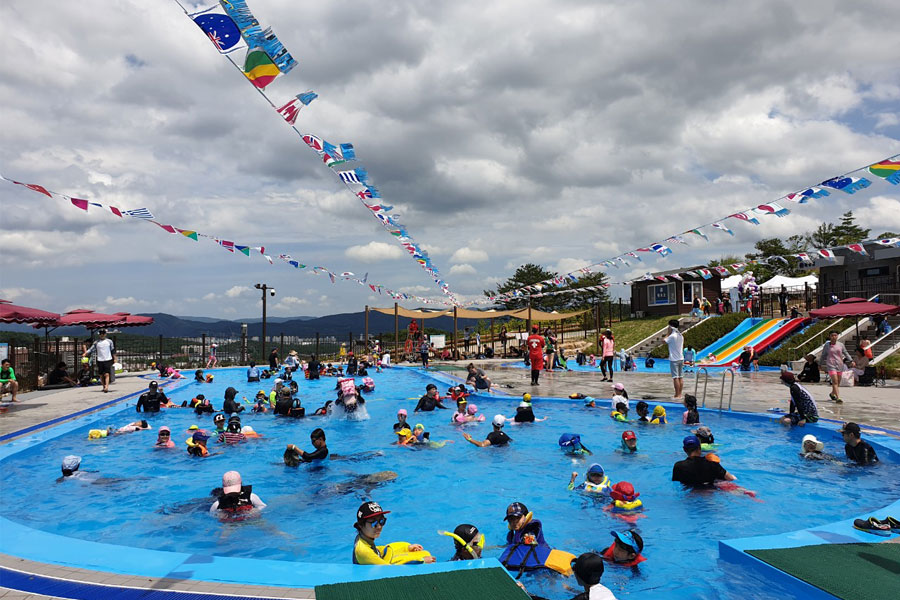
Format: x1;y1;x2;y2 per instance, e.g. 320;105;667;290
59;355;882;600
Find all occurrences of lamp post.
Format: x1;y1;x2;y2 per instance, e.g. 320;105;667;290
254;283;275;362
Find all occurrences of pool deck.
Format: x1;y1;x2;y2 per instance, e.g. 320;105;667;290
1;364;898;599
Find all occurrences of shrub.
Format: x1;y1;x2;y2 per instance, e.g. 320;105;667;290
650;313;750;358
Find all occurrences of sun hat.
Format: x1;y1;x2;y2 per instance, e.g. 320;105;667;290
780;371;796;384
492;414;506;427
612;530;643;553
587;463;605;477
622;430;636;441
214;413;225;422
559;433;582;448
503;502;528;521
274;378;283;385
682;435;701;451
692;426;712;438
802;434;824;452
222;470;242;495
613;382;625;391
357;501;390;521
188;424;199;431
397;427;412;437
609;481;639;502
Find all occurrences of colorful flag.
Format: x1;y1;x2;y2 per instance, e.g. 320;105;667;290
755;202;790;217
730;263;746;272
302;134;323;151
177;228;199;241
219;240;235;252
338;170;361;184
796;252;811;262
846;243;868;255
669;272;683;281
713;266;730;277
190;5;246;54
243;48;280;89
274;93;316;125
650;243;672;257
698;268;713;279
625;251;641;261
686;228;709;242
711;222;734;236
817;248;835;261
234;245;251;256
655;275;668;282
70;198;89;211
785;186;829;203
821;176;871;194
728;212;760;225
123;208;154;219
867;158;900;185
666;235;689;245
875;238;900;247
151;221;177;234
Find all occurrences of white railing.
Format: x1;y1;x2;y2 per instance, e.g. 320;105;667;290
870;328;900;365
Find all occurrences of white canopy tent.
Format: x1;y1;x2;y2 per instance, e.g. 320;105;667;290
720;275;742;292
759;274;818;291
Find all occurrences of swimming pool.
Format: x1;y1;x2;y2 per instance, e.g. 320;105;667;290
1;367;897;599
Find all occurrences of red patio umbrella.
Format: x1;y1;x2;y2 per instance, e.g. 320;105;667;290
810;297;900;340
101;312;154;328
51;309;129;328
0;299;60;325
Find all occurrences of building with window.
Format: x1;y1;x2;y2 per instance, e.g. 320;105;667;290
802;241;900;305
629;267;723;317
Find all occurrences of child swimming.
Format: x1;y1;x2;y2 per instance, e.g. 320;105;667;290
559;433;592;455
567;463;611;494
610;402;629;422
621;430;638;453
682;395;700;425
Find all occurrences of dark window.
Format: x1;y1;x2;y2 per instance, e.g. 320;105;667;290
860;266;889;278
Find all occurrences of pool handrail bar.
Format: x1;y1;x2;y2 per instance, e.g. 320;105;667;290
719;369;735;411
695;367;710;408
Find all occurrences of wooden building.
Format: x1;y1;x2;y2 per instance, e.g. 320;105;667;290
630;267;723;317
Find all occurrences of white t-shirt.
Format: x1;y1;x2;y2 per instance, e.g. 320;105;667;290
611;393;630;411
93;338;115;362
589;584;618;600
665;329;684;361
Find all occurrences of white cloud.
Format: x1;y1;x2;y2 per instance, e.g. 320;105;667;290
555;258;590;274
450;248;489;264
0;287;49;303
224;285;253;298
274;296;309;312
345;242;404;263
103;295;150;308
449;263;477;276
854;196;900;234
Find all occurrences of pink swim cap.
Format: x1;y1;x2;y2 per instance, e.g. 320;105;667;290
398;408;407;416
467;404;477;415
613;382;625;391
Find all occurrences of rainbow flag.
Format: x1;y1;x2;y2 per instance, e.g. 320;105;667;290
868;159;900;185
243;49;279;89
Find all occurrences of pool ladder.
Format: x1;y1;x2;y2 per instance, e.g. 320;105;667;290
694;367;736;411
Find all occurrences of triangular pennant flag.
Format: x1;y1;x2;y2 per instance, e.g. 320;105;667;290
711;222;734;236
177;228;199;241
846;243;868;255
821;176;871;194
235;245;251;256
70;198;89;211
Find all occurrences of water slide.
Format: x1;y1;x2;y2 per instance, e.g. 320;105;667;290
697;317;810;366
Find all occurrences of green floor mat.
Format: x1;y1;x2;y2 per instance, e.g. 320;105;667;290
314;567;530;600
746;542;900;600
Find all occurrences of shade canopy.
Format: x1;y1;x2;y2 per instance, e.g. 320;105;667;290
48;309;129;328
370;306;588;321
759;274;818;291
92;312;154;329
809;297;900;319
0;299;60;325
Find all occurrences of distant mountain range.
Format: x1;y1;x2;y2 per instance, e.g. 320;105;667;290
0;311;468;339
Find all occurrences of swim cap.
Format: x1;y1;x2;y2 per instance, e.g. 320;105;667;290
241;426;255;434
214;413;225;422
613;382;625;391
274;378;283;385
522;393;531;402
61;455;81;473
81;356;90;364
467;404;477;415
452;524;480;548
414;423;424;431
492;414;506;427
397;408;407;416
652;405;666;417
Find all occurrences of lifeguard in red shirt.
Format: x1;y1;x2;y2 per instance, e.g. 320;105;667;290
526;326;545;386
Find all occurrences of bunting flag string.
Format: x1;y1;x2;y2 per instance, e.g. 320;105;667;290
175;0;455;303
1;175;452;306
469;153;899;306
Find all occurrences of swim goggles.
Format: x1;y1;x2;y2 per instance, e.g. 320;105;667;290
366;517;387;527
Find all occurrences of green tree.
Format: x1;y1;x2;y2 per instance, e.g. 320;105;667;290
485;263;608;312
807;222;838;248
876;231;899;239
743;236;807;280
706;255;743;269
831;211;870;245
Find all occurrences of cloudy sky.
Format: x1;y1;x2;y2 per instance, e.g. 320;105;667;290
1;0;899;319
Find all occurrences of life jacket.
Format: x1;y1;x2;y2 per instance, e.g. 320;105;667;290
216;486;254;514
186;441;208;457
362;377;375;390
582;476;611;494
500;516;552;576
611;498;643;512
600;542;646;566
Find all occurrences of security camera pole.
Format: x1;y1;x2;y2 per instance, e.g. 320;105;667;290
254;283;275;363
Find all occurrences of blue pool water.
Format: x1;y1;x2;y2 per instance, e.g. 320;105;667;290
1;367;897;599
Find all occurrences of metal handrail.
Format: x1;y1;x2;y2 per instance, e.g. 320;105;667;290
870;327;900;365
719;369;735;411
695;367;710;408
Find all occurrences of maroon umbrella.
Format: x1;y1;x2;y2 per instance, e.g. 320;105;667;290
52;309;129;328
810;297;900;318
102;312;154;328
0;299;60;325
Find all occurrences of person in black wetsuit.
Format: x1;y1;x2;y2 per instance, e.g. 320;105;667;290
672;435;736;486
136;381;167;413
346;352;358;375
841;422;878;465
284;428;329;466
222;386;244;414
307;355;321;380
414;384;448;412
462;415;511;447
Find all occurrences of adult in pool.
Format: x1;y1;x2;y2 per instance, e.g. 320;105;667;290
510;393;547;423
841;422;879;465
222;387;245;415
672;435;736;486
351;501;436;564
136;381;167;413
414;384;448;412
462;415;512;447
283;428;329;466
209;471;265;517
